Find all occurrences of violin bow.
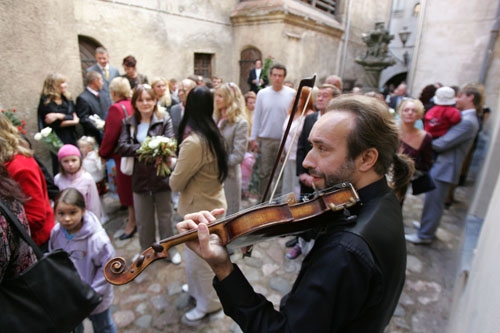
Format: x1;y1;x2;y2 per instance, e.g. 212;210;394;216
261;74;317;204
242;74;316;258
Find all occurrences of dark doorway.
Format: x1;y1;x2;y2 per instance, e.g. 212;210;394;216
78;35;102;83
239;47;262;93
383;72;408;94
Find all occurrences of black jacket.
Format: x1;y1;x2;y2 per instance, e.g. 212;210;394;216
214;178;406;333
76;89;105;144
117;113;175;194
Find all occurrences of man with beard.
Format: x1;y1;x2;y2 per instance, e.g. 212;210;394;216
177;95;413;332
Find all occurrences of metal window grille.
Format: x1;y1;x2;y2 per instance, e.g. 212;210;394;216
194;53;213;78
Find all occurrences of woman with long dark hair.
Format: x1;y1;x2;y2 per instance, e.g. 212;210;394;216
169;86;228;323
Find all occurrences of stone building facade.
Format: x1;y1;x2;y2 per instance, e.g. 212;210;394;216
0;0;390;152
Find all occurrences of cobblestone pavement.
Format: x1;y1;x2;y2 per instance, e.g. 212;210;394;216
90;180;473;332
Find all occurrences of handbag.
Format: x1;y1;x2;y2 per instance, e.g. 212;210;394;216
120;104;135;176
0;201;102;333
411;172;436;195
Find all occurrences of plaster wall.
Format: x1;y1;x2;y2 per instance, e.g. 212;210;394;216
74;0;238;83
409;0;498;101
447;94;500;331
0;0;82;137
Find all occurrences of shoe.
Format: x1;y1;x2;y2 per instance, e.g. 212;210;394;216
412;221;421;229
182;284;189;293
286;244;302;259
184;308;207;321
118;226;137;240
405;233;432;244
285;237;298;248
170;252;181;265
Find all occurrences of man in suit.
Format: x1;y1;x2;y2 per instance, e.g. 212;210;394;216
86;47;120;116
76;71;106;144
387;83;409;110
406;84;481;244
247;59;268;93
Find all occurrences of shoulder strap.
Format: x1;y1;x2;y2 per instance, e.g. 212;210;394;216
0;200;43;259
120;104;128;118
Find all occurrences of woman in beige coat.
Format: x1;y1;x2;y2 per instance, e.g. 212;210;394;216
169;86;228;323
214;82;249;215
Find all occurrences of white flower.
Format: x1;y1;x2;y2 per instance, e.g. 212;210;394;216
41;127;52;137
34;133;42;141
89;114;105;129
148;138;160;150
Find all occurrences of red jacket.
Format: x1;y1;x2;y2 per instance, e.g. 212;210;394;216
5;154;55;246
424;105;461;138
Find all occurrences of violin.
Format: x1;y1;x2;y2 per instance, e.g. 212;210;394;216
104;182;360;285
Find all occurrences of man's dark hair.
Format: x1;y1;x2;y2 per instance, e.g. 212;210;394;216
270;63;287;78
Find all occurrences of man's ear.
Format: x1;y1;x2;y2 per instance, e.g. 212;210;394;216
357;148;378;172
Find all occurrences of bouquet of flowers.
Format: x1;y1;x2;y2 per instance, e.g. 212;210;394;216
137;136;177;177
34;127;63;154
89;114;105;129
2;108;27;135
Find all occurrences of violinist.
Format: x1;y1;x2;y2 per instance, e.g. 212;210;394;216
177;94;414;332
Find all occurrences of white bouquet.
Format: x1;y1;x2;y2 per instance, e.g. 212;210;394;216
89;114;105;129
33;127;63;154
137;136;177;177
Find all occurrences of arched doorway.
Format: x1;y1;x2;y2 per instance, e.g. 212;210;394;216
383;72;408;95
239;47;262;93
78;35;102;83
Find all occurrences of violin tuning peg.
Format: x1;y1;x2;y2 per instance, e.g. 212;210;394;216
151;242;163;253
136;255;145;267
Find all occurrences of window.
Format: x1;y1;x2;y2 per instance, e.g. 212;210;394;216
194;53;213;78
298;0;337;15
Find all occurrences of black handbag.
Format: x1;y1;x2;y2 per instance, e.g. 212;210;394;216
0;201;102;333
411;172;436;195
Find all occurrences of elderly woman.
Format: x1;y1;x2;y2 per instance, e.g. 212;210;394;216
99;77;136;239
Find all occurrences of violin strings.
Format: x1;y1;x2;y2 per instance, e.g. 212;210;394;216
268;88;313;204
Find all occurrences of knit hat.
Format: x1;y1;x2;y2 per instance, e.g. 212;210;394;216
434;86;456;105
57;144;81;161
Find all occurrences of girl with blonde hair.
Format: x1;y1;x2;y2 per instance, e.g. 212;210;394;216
151;77;176;113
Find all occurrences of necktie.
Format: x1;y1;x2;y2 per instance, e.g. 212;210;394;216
103;67;109;80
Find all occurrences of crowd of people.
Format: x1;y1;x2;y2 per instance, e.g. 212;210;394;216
0;46;488;332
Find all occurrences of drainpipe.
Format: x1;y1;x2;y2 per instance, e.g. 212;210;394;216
339;0;352;79
478;1;500;84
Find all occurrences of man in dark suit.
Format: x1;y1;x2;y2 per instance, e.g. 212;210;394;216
86;47;120;115
76;71;106;144
247;59;268;93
